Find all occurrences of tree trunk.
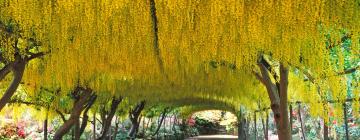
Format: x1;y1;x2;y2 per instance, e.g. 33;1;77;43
257;60;291;140
261;112;269;140
265;112;269;140
246;117;250;139
0;63;12;81
238;116;247;140
277;64;291;140
128;101;146;139
44;117;48;140
128;122;139;139
74;119;80;140
53;87;94;140
323;119;329;140
113;116;120;140
97;97;122;140
298;103;306;140
78;95;97;138
153;108;168;136
0;60;25;111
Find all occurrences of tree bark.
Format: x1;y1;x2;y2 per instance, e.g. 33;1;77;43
149;0;166;77
74;119;80;140
278;64;291;140
261;112;269;140
113;116;120;140
254;112;257;140
153;108;168;136
0;60;25;111
298;103;306;140
53;87;94;140
265;112;269;140
44;116;48;140
79;95;97;136
97;97;122;140
257;59;291;140
323;121;329;140
237;110;247;140
93;113;97;140
128;101;146;139
0;23;46;112
0;63;12;81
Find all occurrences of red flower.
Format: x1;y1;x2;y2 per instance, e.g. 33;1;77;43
17;129;25;138
332;120;337;124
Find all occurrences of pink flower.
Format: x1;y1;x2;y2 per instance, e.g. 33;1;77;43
188;118;195;126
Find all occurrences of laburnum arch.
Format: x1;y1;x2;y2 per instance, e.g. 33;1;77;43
0;0;359;140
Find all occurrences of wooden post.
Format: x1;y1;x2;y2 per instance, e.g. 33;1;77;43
289;104;293;134
254;112;257;140
343;103;349;140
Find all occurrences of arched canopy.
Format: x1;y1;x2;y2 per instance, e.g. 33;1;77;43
0;0;358;116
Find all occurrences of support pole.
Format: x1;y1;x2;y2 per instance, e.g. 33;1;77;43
289;104;293;134
343;103;349;140
93;113;96;140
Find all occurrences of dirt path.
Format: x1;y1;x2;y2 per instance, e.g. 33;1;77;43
185;135;238;140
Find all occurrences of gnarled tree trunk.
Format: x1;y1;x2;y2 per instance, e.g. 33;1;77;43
0;59;26;111
153;108;168;136
0;22;46;112
128;101;146;139
255;56;291;140
53;87;96;140
97;97;122;140
237;108;247;140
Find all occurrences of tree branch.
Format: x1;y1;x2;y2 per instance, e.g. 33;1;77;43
97;97;122;140
253;70;266;85
337;65;360;75
149;0;167;78
257;62;280;104
0;63;13;81
56;110;67;122
26;52;47;61
80;95;97;135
